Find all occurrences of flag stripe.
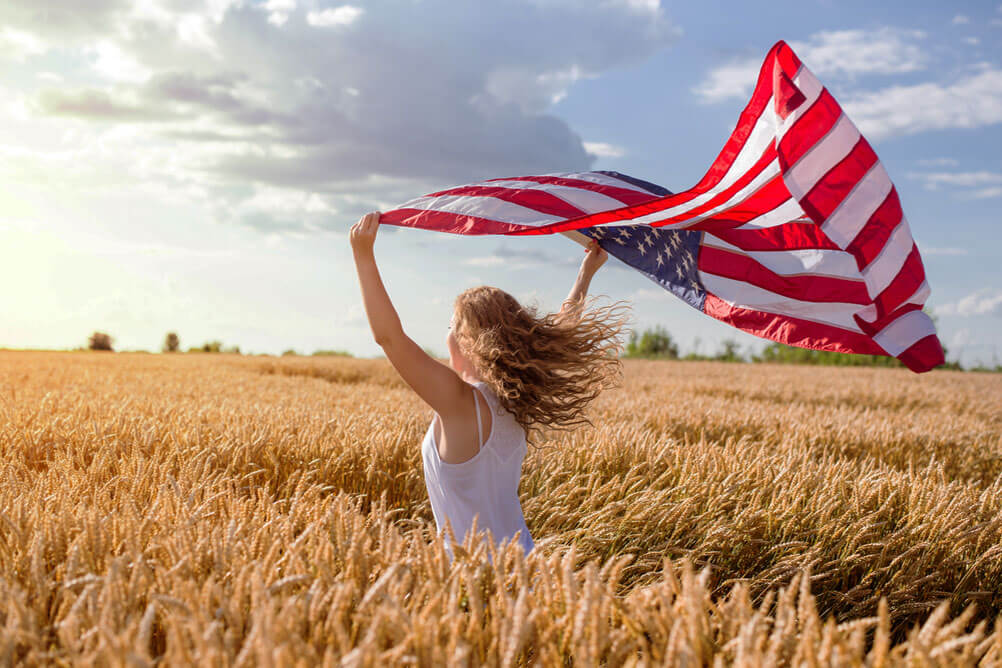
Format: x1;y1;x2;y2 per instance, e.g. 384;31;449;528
709;223;841;251
860;222;915;297
480;175;659;205
703;293;884;354
846;188;903;267
649;156;781;227
733;197;806;230
699;246;870;304
778;89;841;168
872;245;926;318
379;207;531;235
699;272;868;331
701;233;861;279
422;184;589;219
776;66;824;142
820;159;893;249
873;309;937;357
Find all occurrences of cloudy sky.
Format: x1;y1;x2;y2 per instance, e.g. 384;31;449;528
2;0;1000;366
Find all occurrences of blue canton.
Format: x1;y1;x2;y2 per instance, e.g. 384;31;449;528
579;224;707;311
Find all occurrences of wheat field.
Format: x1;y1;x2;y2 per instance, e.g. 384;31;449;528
1;350;1000;666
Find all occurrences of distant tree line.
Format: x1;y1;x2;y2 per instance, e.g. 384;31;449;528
82;326;987;371
84;331;353;358
623;326;965;370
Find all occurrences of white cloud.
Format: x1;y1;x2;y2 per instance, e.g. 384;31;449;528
972;186;1002;199
6;0;678;234
693;59;760;104
920;246;969;256
909;170;1002;189
583;141;626;158
694;27;927;103
306;5;363;28
909;169;1002;199
843;67;1002;140
917;157;959;167
937;289;1002;316
463;256;506;268
952;15;970;25
0;28;45;62
87;40;153;83
949;328;971;348
461;243;579;270
964;36;980;46
262;0;296;26
692;27;1002;140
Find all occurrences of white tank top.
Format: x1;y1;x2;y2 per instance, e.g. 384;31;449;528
421;380;535;560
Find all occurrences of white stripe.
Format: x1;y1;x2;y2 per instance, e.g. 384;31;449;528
905;280;930;306
699;271;866;332
472;180;632;213
399;194;563;226
860;218;914;297
873;310;936;357
734;197;805;230
783;113;860;201
776;66;824;141
633;158;783;228
563;171;662;195
821;161;893;248
701;233;863;280
503;171;658;196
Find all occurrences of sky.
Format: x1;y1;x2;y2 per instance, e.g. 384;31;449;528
1;0;1000;366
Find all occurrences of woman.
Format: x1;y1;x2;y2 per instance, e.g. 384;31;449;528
350;211;630;560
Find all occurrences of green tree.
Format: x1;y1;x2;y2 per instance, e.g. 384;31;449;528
88;331;114;351
189;341;223;353
714;339;744;362
163;332;180;353
624;325;679;359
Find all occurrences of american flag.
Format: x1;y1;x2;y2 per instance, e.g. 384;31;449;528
380;41;944;373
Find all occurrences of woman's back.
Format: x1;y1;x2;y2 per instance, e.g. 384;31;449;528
421;380;534;558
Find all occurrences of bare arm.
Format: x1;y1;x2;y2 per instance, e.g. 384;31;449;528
350;212;467;417
561;237;608;313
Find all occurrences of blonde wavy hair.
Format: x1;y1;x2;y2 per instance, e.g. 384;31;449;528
452;286;632;448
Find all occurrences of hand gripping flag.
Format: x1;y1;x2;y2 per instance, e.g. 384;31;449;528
380;41;945;373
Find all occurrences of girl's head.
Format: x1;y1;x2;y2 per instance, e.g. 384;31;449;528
447;286;631;446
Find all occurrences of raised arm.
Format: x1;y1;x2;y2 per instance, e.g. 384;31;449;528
560;237;608;313
349;212;467;417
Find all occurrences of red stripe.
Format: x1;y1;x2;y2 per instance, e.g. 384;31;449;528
897;335;945;373
777;90;840;170
708;223;841;252
852;303;945;372
420;185;587;219
773;63;806;120
505;41;789;237
872;244;925;318
653;175;793;232
379;208;531;235
699;246;871;304
798;137;878;224
703;293;886;355
853;302;924;335
775;40;803;74
845;188;902;269
649;145;778;226
477;176;658;206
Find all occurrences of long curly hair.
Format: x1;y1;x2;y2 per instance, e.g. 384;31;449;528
452;286;632;447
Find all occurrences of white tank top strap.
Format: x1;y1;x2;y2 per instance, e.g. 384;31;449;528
473;384;483;448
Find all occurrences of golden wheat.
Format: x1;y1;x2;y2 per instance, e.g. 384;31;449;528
0;350;1000;665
